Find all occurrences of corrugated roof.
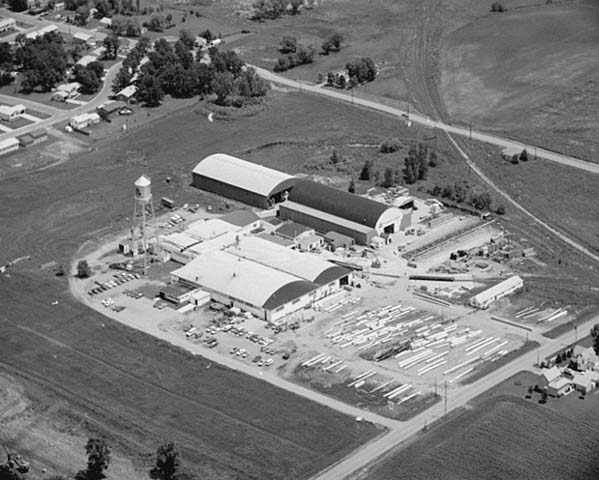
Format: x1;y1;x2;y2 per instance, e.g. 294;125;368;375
192;153;296;197
288;180;392;228
281;201;375;235
171;250;317;310
225;236;349;285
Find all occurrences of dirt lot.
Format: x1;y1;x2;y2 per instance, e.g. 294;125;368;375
362;370;599;480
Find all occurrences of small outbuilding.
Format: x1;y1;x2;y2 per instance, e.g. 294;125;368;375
0;137;19;156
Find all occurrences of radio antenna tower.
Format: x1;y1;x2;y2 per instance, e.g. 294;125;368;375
132;174;156;275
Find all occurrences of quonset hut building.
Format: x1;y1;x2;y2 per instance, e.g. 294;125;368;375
279;180;407;245
192;153;298;209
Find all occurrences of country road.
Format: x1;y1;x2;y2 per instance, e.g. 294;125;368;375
312;316;594;480
253;67;599;175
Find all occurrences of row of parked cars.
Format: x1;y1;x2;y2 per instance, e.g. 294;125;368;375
230;347;274;367
101;297;125;312
88;272;139;296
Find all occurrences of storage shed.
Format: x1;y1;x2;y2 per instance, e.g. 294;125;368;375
192;153;298;209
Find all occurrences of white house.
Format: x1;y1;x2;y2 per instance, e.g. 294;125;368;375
69;112;100;129
0;104;25;122
73;32;95;45
0;18;16;33
99;17;112;27
116;85;137;102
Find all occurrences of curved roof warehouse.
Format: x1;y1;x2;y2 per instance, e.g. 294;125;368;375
192;153;298;209
280;180;406;245
170;249;350;322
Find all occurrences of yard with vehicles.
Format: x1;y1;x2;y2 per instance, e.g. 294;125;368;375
362;370;599;480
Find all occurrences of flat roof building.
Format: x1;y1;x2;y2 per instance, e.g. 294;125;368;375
192;153;298;209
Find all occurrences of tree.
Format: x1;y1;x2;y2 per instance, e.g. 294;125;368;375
111;16;141;37
112;66;132;94
403;145;419;184
147;15;166;32
491;1;506;12
84;438;111;480
329;150;341;165
174;40;193;69
289;0;302;14
417;142;429;180
495;204;506;215
359;159;373;181
591;324;599;355
429;151;438;167
510;154;519;164
279;35;297;53
519;148;529;162
381;167;395;188
329;32;343;50
137;72;164;106
73;64;101;94
74;5;90;26
235;67;269;98
379;139;400;153
16;32;68;92
0;43;14;67
8;0;28;12
321;39;332;55
273;56;289;72
76;260;92;278
179;29;195;49
199;29;213;42
166;13;173;24
211;71;235;105
346;57;377;83
348;179;355;193
326;72;334;85
103;34;120;60
150;442;180;480
335;74;346;88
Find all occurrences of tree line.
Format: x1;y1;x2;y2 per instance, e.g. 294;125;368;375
112;32;269;107
326;57;377;89
273;32;343;73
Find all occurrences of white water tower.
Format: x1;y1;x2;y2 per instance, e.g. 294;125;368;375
132;174;156;275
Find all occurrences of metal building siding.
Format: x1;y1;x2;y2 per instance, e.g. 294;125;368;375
192;173;269;208
279;204;374;245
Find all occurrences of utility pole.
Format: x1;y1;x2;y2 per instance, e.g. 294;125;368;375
469;121;472;141
534;146;537;160
443;380;448;417
351;86;353;105
434;376;437;396
298;78;302;92
407;102;410;122
575;324;578;344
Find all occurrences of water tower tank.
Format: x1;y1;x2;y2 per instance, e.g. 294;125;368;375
134;174;152;201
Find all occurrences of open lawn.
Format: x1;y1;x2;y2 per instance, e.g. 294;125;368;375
365;372;599;480
441;1;599;161
0;116;34;129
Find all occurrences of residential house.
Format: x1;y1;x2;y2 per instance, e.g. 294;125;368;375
0;104;25;122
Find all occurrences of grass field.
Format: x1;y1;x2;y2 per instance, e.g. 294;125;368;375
441;1;599;161
0;90;453;478
365;372;599;480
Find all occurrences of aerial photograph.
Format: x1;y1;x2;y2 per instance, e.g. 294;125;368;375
0;0;598;478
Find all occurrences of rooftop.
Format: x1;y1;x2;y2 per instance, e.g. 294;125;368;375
281;201;376;235
275;221;313;240
186;218;241;241
220;209;260;227
192;153;297;197
171;250;317;310
225;236;349;285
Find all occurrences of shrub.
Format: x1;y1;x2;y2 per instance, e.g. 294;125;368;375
379;139;400;154
491;1;506;12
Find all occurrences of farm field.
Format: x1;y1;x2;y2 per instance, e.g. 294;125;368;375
441;1;599;161
0;273;380;480
364;371;599;480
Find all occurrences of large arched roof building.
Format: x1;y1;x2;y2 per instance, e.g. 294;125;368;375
192;154;298;209
280;180;406;244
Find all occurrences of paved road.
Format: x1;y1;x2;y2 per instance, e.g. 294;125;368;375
0;59;121;142
253;67;599;174
0;9;109;42
311;316;593;480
